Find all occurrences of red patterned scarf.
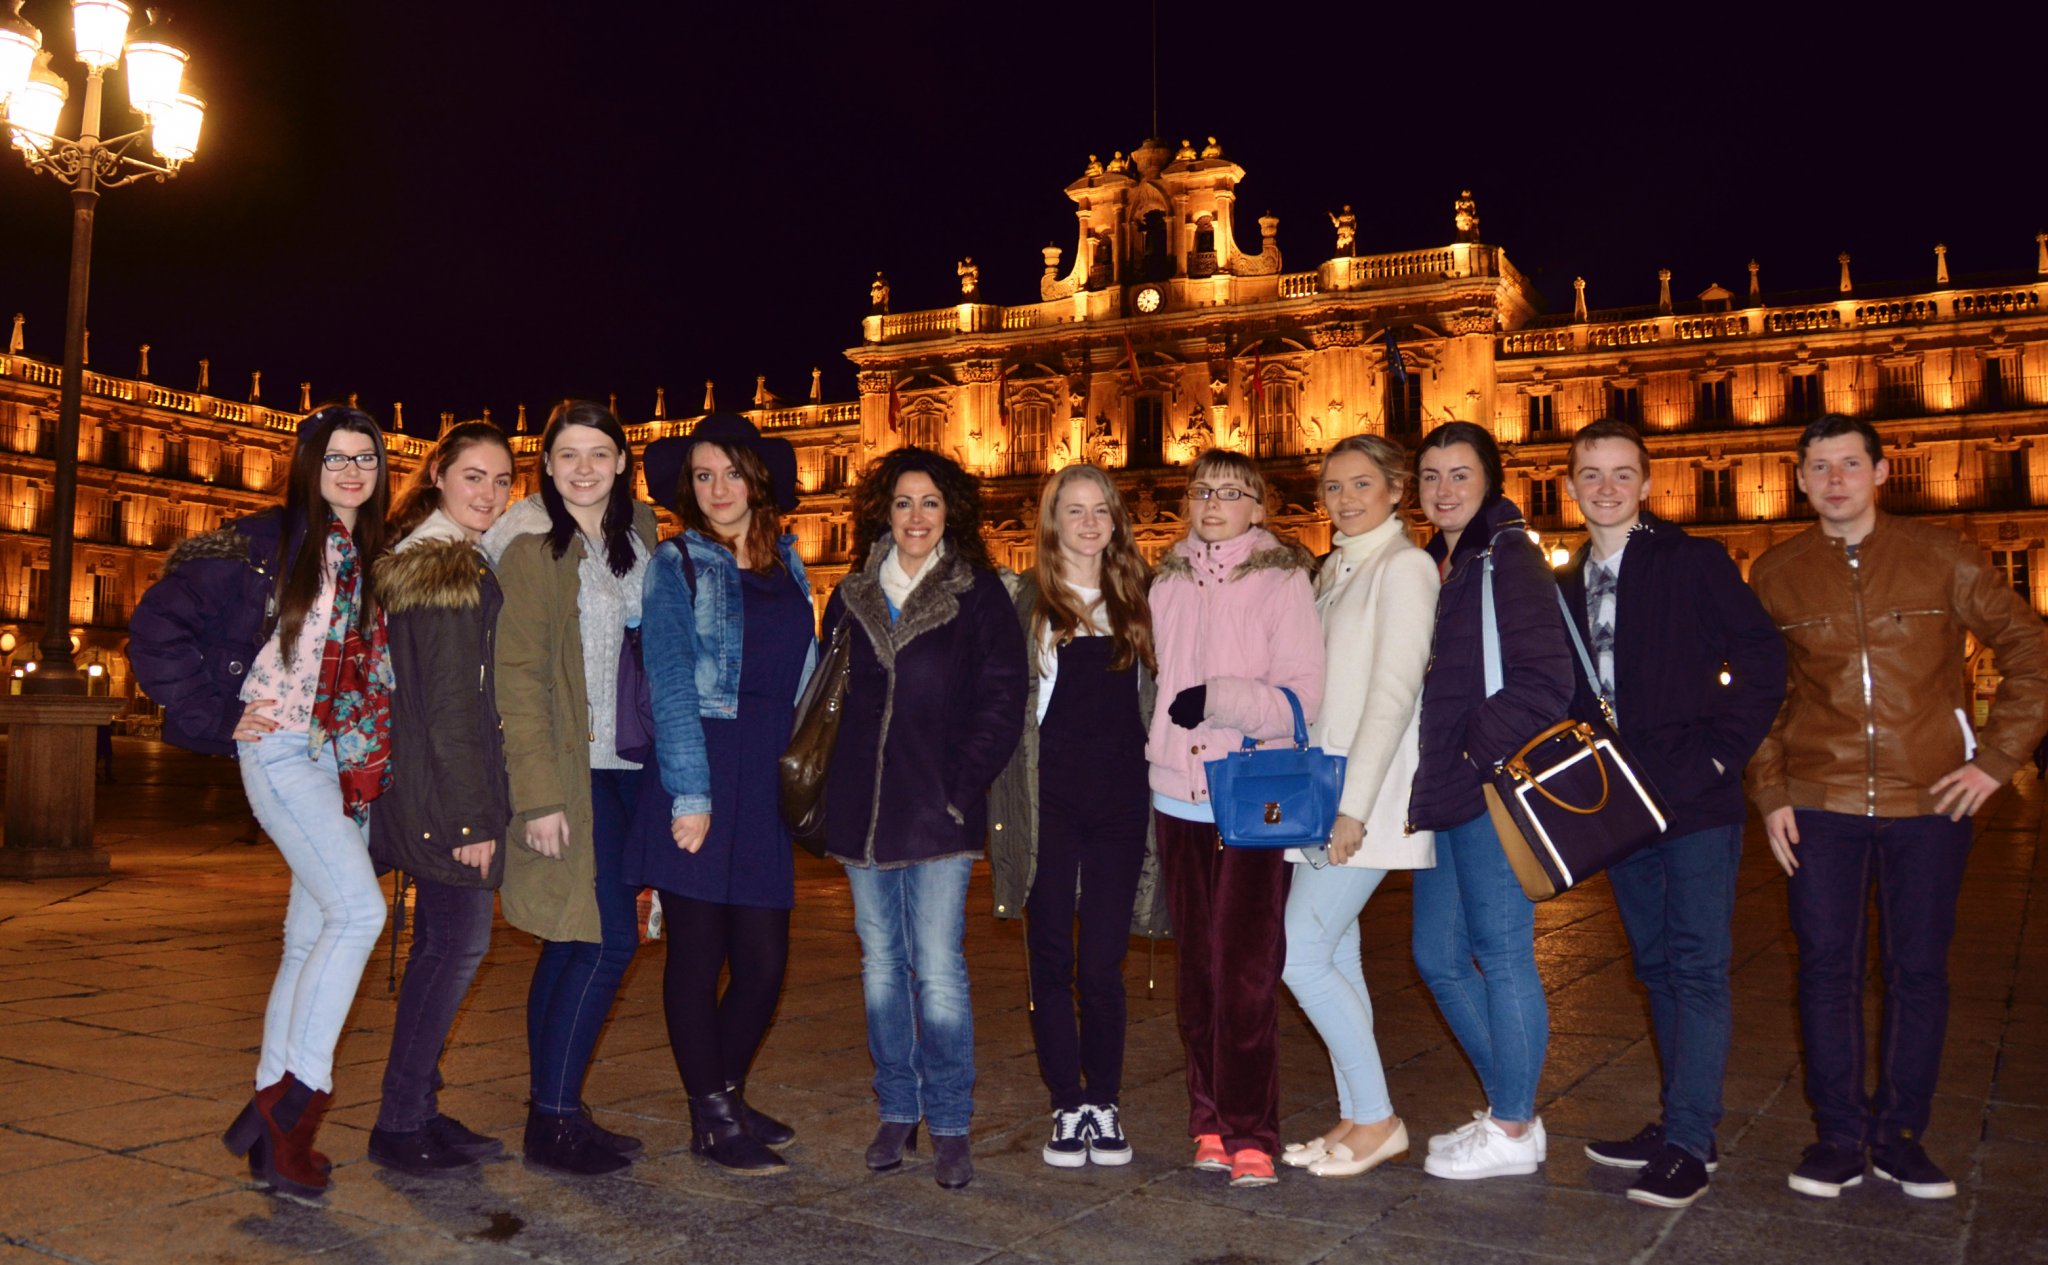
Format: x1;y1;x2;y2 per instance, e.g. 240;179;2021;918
310;519;393;822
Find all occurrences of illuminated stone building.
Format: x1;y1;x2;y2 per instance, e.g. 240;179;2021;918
5;132;2046;710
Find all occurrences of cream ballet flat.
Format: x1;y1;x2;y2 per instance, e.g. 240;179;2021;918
1280;1137;1330;1169
1308;1120;1410;1178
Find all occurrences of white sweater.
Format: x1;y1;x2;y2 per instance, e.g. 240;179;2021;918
1295;514;1440;870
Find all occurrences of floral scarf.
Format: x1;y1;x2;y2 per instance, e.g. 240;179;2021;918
310;518;393;823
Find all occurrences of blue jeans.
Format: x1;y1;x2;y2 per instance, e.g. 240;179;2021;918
1411;811;1548;1124
377;878;496;1132
843;854;976;1135
527;767;643;1115
1282;863;1393;1124
1788;810;1972;1149
1606;823;1741;1161
240;731;387;1095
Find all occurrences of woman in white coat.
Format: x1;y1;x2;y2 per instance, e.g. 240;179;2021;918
1279;434;1440;1179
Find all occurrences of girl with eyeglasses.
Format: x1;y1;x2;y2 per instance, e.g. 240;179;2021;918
129;404;396;1202
1145;448;1324;1188
1278;435;1438;1180
483;400;660;1176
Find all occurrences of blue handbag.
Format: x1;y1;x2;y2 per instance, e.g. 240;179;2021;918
1201;687;1347;848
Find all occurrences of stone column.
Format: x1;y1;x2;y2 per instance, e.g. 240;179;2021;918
0;694;121;877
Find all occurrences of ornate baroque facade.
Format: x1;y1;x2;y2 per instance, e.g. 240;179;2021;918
4;133;2045;708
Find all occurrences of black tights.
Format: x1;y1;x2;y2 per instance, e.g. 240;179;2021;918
657;892;790;1098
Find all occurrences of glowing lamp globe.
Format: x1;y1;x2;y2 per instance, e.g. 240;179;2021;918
68;0;130;70
0;12;40;104
122;36;184;116
149;90;201;164
8;75;65;151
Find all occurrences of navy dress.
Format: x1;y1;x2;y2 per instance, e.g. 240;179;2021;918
630;564;815;909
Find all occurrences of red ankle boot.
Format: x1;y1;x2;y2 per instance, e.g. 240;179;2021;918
255;1073;333;1199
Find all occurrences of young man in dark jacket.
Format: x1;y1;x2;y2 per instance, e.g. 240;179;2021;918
1749;415;2048;1203
1559;420;1787;1209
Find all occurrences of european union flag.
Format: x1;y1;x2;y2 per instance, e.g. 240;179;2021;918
1384;327;1408;384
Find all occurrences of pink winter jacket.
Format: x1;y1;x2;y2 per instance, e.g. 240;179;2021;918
1145;527;1326;805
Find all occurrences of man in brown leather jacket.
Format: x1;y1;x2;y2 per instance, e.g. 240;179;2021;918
1748;415;2048;1204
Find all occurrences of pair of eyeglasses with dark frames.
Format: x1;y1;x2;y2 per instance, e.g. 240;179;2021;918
1186;484;1249;502
320;453;382;471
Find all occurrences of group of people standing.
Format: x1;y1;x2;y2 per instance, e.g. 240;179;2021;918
126;398;2043;1213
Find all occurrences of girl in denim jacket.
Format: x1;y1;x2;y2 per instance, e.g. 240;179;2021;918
626;415;817;1173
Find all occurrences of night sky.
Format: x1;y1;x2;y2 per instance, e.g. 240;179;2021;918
1;0;2040;437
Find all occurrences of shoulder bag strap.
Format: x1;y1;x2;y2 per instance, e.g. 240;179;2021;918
1555;586;1616;727
1480;550;1503;698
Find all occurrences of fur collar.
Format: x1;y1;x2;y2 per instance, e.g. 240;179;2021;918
1154;540;1315;583
162;526;251;575
374;535;488;613
840;538;977;669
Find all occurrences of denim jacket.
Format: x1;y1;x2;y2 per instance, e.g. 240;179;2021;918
642;529;818;819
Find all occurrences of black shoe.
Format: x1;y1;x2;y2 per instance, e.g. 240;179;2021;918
726;1081;794;1147
1042;1108;1089;1168
1585;1123;1719;1173
576;1103;644;1158
368;1124;483;1178
1083;1103;1132;1166
1627;1143;1709;1208
523;1108;631;1176
424;1113;504;1162
865;1120;920;1171
932;1133;973;1189
1872;1138;1957;1200
689;1091;787;1174
1788;1141;1864;1198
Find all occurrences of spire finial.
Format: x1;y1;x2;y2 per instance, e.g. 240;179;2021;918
654;386;667;420
1572;276;1588;322
249;370;262;404
1935;243;1950;286
6;313;21;356
1657;268;1673;313
1838;252;1853;293
393;402;403;430
1747;259;1760;299
137;344;150;379
298;381;311;412
702;379;715;412
810;367;822;403
196;357;209;391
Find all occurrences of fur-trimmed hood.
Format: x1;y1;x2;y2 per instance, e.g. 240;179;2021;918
160;510;287;579
1153;527;1315;583
837;537;979;669
374;535;490;613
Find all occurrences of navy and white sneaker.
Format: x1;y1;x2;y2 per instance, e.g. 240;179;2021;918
1043;1108;1089;1168
1872;1139;1956;1200
1083;1103;1131;1166
1587;1123;1719;1172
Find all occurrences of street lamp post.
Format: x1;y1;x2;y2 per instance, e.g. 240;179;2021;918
0;1;199;877
0;0;203;694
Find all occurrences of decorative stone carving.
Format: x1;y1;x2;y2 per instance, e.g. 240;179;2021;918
1174;138;1197;161
1454;189;1480;242
1311;324;1364;348
870;271;891;313
1134;486;1160;523
856;371;893;395
957;257;980;299
1328;205;1356;256
1200;136;1223;160
959;361;1001;384
1084;153;1104;177
1445;309;1496;337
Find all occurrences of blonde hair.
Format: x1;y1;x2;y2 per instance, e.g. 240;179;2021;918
1032;464;1155;674
1321;434;1411;498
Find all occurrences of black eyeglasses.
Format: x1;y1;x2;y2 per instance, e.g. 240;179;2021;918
320;453;381;471
1186;485;1249;502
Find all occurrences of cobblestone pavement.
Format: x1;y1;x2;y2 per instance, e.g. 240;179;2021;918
1;737;2043;1264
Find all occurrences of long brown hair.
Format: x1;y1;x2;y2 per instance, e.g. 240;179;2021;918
676;440;783;575
274;404;390;666
1031;464;1155;673
387;421;514;537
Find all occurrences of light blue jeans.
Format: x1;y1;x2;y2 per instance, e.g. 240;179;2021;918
240;730;386;1094
1281;863;1393;1124
1411;811;1548;1124
843;854;976;1135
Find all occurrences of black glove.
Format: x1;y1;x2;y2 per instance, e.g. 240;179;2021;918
1168;684;1208;730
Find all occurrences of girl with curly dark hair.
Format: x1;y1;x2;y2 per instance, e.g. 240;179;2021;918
824;445;1027;1190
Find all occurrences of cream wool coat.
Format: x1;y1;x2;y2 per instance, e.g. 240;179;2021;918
1293;514;1439;870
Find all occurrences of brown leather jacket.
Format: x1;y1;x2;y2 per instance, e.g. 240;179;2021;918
1747;512;2048;818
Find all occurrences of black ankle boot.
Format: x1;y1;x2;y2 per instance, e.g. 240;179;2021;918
865;1119;920;1171
689;1091;786;1173
726;1080;794;1146
523;1107;631;1176
577;1103;644;1157
932;1133;973;1189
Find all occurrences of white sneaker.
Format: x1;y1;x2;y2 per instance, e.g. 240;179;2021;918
1428;1110;1546;1161
1423;1115;1543;1180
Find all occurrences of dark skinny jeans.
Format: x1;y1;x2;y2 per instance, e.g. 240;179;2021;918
376;877;496;1133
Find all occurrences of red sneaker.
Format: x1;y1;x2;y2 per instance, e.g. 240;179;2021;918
1230;1148;1278;1187
1192;1134;1229;1171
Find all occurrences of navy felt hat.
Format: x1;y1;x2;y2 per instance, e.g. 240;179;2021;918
643;413;800;515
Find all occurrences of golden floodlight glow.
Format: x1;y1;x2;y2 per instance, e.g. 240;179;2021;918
0;12;40;104
8;75;66;151
149;89;201;164
68;0;130;70
122;37;184;117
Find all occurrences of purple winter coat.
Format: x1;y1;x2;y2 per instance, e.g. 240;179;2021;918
126;511;299;757
821;540;1027;869
1406;497;1576;832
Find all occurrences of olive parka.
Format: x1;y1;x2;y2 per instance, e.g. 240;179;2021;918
488;498;659;943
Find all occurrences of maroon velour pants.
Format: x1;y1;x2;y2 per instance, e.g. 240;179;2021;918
1153;811;1291;1156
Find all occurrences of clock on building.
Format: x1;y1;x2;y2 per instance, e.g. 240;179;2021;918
1134;284;1163;314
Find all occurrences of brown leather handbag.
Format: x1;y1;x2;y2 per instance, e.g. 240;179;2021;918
778;615;852;853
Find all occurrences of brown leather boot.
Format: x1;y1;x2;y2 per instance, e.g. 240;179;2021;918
255;1073;332;1199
